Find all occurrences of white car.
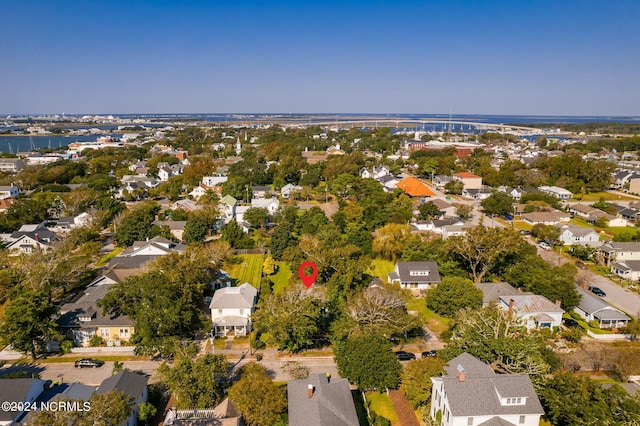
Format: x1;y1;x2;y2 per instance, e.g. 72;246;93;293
539;242;552;250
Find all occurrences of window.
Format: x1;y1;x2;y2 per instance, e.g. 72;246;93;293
239;308;244;315
519;415;525;424
119;328;130;338
100;328;109;338
409;270;430;276
468;417;474;426
218;309;223;315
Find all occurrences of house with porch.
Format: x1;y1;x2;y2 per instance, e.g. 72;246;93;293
388;261;441;290
611;260;640;282
210;283;258;337
574;287;630;329
499;295;564;329
429;353;544;426
599;241;640;266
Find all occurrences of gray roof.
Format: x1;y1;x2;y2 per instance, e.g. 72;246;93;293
437;353;544;418
389;262;441;284
600;242;640;253
96;370;147;401
209;283;257;310
576;287;630;321
287;374;360;426
499;294;564;314
561;224;598;237
477;282;523;306
0;379;45;422
612;260;640;272
58;282;134;328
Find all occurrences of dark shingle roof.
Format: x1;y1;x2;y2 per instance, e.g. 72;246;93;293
389;262;440;284
287;374;359;426
96;370;147;401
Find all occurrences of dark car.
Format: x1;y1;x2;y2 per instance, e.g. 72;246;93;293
562;318;580;328
421;350;438;358
394;351;416;361
588;286;606;297
74;358;105;368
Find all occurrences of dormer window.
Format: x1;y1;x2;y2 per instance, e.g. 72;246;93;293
409;270;430;276
503;397;526;405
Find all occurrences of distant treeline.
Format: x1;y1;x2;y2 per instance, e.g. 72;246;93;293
509;122;640;134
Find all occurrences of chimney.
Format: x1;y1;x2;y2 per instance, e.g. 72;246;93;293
456;365;466;382
508;299;515;316
555;299;562;308
579;279;588;289
308;384;314;398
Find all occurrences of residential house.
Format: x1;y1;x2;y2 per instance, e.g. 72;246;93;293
0;378;46;425
220;194;237;223
429;353;544;426
158;163;182;182
538;186;572;200
21;382;96;425
388;261;441;290
188;184;209;199
121;174;159;189
521;210;571;226
0;198;16;213
251;197;280;215
611;260;640;282
152;220;187;241
559;224;601;247
378;174;400;192
287;373;360;426
0;157;25;173
569;203;629;227
612;170;640;190
599;241;640;266
574;286;630;329
0;223;58;254
442;225;468;239
477;282;522;307
453;172;483;189
252;185;272;199
429;198;457;217
499;295;564;329
396;176;436;197
326;143;346;156
96;370;148;426
462;187;492;201
630;176;640;194
58;269;137;346
412;217;465;234
433;175;453;188
281;183;302;198
360;165;391;179
497;186;523;201
170;199;201;213
210;283;258;337
0;184;19;199
163;397;243;425
108;237;186;271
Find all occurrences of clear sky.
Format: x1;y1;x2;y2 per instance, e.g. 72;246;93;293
1;0;639;116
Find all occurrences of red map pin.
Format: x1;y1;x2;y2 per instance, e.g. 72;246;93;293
299;261;318;288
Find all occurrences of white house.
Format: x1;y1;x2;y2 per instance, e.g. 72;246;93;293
574;287;630;329
360;165;390;180
209;283;258;337
539;185;573;200
251;197;280;215
281;183;302;198
388;262;441;290
559;224;601;247
430;353;544;426
611;260;640;282
599;242;640;266
0;184;19;199
499;295;564;329
220;194;237;223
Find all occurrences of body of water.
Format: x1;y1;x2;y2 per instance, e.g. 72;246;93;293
0;134;122;154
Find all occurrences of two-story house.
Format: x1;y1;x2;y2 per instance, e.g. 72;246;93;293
559;224;601;247
0;184;19;199
388;261;441;290
96;370;148;426
430;353;544;426
599;241;640;266
210;283;258;337
453;172;483;189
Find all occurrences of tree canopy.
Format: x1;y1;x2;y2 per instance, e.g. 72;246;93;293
426;276;483;317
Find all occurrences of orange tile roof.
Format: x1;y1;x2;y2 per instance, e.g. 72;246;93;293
454;172;481;179
396;177;436;197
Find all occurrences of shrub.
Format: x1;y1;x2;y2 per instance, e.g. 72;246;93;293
89;335;105;347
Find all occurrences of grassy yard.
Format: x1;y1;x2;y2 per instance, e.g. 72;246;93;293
272;261;293;294
572;191;638;202
95;246;124;267
226;254;264;287
369;259;395;282
570;217;637;240
366;391;399;425
405;297;450;335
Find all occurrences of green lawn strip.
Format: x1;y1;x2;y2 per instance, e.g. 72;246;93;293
369;259;395;282
573;192;638;202
570;217;636;240
366;391;399;425
272;262;293;294
404;298;450;335
227;254;264;287
95;246;124;267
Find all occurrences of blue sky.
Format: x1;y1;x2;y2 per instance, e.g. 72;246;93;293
1;0;639;115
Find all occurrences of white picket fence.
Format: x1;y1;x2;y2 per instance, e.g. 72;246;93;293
70;346;135;354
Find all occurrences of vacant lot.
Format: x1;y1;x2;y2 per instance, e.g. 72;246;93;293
227;254;264;287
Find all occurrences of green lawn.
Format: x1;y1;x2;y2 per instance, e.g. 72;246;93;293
405;298;450;335
572;192;639;202
226;254;264;287
571;217;636;240
272;262;293;294
95;246;124;267
366;391;399;425
369;259;395;282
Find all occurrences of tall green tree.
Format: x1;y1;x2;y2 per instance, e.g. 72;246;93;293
402;358;445;408
426;276;483;317
0;285;60;360
158;354;230;408
334;334;401;390
228;362;287;426
417;201;443;220
114;202;160;246
480;191;515;216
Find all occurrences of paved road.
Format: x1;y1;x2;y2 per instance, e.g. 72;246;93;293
536;243;640;317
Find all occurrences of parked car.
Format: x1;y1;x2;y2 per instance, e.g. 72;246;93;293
74;358;105;368
588;286;606;297
539;241;552;250
421;350;438;358
394;351;416;361
519;230;532;236
562;318;580;328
